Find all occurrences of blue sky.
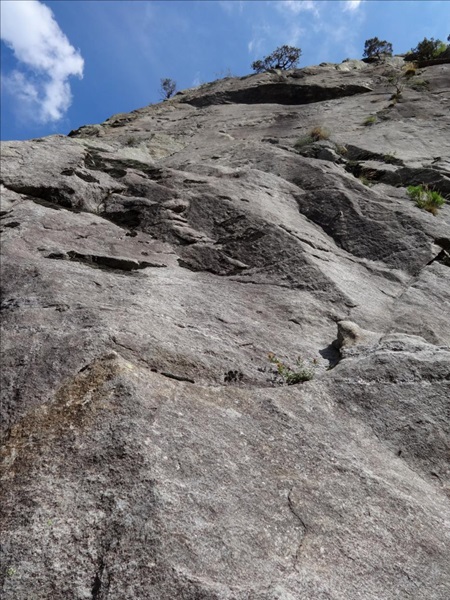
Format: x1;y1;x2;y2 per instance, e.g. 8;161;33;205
1;0;449;141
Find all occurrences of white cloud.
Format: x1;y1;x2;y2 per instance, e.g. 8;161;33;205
0;0;84;123
276;1;319;17
247;23;272;57
343;0;363;11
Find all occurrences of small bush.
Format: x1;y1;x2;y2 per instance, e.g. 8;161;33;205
251;45;301;73
407;185;445;215
363;37;393;59
389;93;401;104
386;73;404;102
268;353;314;385
310;126;330;141
294;126;329;150
410;37;447;61
364;115;377;126
404;66;416;78
160;78;177;100
434;41;447;56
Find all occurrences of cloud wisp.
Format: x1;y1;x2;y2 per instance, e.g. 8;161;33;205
276;1;320;17
343;0;363;11
0;0;84;123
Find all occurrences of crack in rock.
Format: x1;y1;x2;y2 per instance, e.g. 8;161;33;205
287;487;308;571
44;250;166;271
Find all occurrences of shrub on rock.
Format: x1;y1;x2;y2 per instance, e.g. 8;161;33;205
363;37;393;59
407;184;446;215
410;37;447;61
160;78;177;100
251;45;301;73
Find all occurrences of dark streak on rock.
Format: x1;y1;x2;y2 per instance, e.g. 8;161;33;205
287;487;308;571
44;250;166;272
2;221;20;228
182;82;372;108
160;372;195;384
91;556;108;600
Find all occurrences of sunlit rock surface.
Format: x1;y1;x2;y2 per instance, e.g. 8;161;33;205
1;58;450;600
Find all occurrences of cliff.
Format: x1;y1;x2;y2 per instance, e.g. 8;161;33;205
1;57;450;599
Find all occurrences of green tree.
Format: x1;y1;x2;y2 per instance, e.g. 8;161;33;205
251;45;301;73
363;37;393;59
411;37;446;60
160;78;177;100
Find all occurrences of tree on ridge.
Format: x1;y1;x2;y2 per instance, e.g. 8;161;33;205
251;45;301;73
363;37;393;60
160;78;177;100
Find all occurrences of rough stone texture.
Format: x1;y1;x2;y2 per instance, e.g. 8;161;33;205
1;58;450;599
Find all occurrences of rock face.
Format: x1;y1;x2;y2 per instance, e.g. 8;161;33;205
1;59;450;599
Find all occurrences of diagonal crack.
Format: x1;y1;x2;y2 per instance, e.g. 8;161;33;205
287;486;308;572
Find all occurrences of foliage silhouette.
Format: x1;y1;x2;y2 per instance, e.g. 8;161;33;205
160;78;177;100
251;45;301;73
363;37;393;59
410;37;446;61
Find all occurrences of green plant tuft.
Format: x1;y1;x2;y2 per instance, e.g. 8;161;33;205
294;126;330;151
407;184;445;215
383;152;397;164
364;115;377;126
268;353;314;385
294;136;313;150
359;176;373;187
